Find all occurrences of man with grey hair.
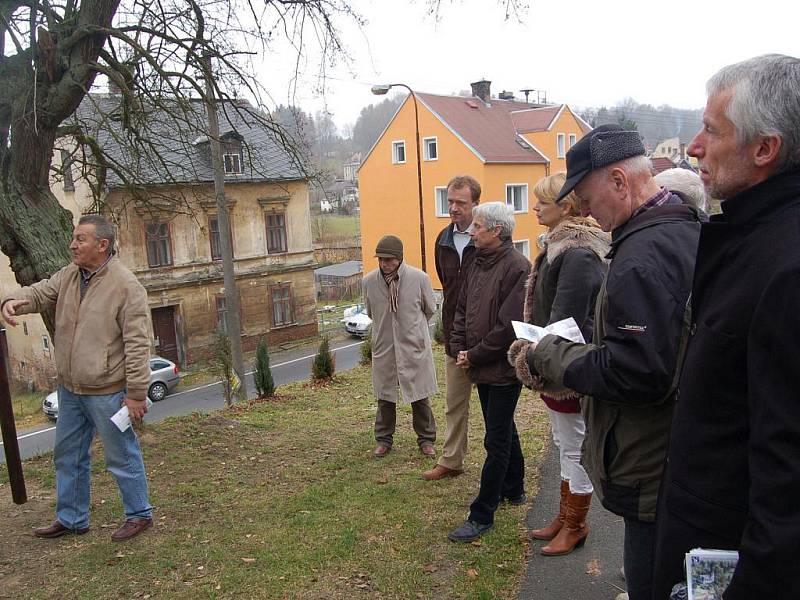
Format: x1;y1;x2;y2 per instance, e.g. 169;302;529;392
447;201;530;542
653;54;800;600
654;167;707;212
510;125;701;599
1;213;154;542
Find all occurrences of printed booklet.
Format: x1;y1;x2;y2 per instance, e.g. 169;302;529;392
685;548;739;600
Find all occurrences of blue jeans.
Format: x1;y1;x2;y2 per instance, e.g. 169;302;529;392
468;383;525;525
54;386;152;529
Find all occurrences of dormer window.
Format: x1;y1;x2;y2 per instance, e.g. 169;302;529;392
224;152;242;174
221;133;244;174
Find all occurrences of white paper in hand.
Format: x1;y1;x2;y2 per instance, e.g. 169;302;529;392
512;317;586;345
111;398;153;432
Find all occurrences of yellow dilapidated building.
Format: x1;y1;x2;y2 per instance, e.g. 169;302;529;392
0;95;317;390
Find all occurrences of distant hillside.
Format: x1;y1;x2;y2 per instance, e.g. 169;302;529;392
578;99;704;150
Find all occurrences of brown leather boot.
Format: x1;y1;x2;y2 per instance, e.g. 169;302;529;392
530;479;569;540
540;491;591;556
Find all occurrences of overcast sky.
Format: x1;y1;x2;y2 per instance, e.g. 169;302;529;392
256;0;798;132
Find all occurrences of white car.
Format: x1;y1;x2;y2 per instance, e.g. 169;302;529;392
343;312;372;338
42;356;181;419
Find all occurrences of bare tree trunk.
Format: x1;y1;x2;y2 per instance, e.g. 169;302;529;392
0;181;73;337
0;0;121;337
202;55;248;402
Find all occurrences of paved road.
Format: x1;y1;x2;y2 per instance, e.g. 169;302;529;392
519;441;626;600
1;338;364;463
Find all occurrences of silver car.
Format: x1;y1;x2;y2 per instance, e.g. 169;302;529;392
42;356;181;419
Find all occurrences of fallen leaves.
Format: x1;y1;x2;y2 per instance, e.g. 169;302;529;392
585;558;601;576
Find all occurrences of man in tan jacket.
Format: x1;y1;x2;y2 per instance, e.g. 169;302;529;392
363;235;437;457
2;214;153;542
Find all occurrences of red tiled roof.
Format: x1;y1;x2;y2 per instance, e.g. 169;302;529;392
510;106;562;133
416;93;548;163
651;156;677;174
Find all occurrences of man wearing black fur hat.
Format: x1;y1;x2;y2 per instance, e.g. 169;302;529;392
508;125;701;600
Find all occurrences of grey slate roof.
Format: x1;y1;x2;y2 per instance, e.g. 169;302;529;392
314;261;363;278
75;94;306;189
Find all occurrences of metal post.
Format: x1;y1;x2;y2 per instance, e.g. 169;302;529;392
409;90;427;273
0;328;27;504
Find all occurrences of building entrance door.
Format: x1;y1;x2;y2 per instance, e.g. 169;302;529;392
151;306;179;364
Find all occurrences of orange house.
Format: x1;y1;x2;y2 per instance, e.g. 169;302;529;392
358;80;592;288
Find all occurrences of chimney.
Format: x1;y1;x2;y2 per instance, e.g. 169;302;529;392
498;90;515;100
470;79;491;104
680;142;687;159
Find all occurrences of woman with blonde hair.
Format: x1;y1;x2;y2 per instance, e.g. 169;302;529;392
508;172;610;556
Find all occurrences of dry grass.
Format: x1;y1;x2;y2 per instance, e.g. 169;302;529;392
0;348;550;599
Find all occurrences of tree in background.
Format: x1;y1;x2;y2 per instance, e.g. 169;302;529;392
360;334;372;366
312;337;336;382
351;96;405;156
0;0;358;337
254;338;276;398
580;100;703;150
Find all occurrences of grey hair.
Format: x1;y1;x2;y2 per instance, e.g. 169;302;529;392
654;168;707;211
596;154;652;181
707;54;800;172
473;201;515;240
78;213;116;254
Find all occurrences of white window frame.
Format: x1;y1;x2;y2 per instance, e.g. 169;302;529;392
423;136;438;161
391;140;406;164
505;183;529;213
513;239;530;259
435;186;448;217
223;153;242;174
557;133;566;158
569;133;577;148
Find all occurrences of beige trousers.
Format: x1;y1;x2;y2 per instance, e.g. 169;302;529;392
436;355;474;470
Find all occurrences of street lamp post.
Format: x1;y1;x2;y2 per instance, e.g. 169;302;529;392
371;83;427;273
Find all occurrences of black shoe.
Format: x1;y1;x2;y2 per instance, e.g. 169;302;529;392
504;493;527;506
448;519;493;543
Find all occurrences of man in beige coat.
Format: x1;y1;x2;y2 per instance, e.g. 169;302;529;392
1;214;153;542
363;235;438;457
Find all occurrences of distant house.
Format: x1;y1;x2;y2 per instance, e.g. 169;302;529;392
343;152;361;182
358;79;591;287
0;94;318;387
652;137;684;161
651;156;678;174
315;261;363;300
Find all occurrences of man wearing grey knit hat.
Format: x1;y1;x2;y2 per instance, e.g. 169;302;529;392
508;125;702;599
362;235;438;458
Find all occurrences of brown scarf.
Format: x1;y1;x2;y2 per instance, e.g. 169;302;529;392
382;264;400;312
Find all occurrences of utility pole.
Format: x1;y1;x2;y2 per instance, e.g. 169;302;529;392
201;53;247;402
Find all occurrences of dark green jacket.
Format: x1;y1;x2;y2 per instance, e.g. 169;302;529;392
528;197;700;521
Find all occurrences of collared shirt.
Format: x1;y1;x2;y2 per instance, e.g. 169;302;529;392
453;222;474;261
79;252;114;301
630;187;671;220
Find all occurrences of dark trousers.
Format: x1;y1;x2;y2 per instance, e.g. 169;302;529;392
623;518;656;600
468;383;525;525
374;398;436;447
